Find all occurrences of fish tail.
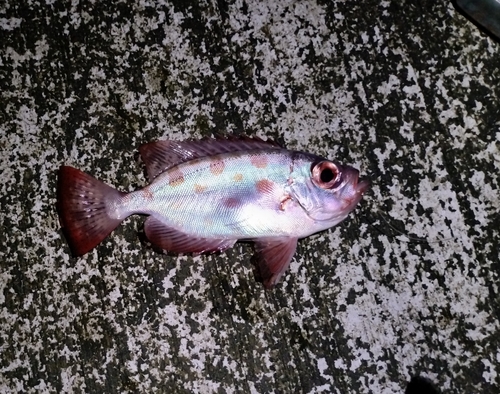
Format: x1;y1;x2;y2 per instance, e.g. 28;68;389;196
57;166;126;256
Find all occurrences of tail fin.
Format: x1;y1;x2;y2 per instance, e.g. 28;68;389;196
57;166;126;256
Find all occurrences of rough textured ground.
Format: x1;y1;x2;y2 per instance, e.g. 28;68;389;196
1;1;499;393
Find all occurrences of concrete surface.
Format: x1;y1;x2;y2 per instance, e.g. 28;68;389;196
1;0;499;393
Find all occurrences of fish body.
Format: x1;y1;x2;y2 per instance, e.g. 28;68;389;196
58;137;369;288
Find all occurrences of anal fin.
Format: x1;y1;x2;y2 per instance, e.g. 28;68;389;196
144;217;236;254
253;237;298;289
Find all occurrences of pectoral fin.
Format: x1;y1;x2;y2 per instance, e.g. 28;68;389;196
145;217;236;254
253;237;298;289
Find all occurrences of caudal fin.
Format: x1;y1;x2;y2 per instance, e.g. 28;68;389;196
57;166;126;256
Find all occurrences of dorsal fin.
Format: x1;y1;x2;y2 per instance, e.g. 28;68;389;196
139;136;282;181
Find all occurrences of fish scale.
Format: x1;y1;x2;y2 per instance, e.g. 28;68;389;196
57;137;369;288
121;150;305;238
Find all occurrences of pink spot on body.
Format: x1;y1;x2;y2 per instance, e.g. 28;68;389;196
256;179;274;194
141;188;154;201
210;156;225;175
250;154;268;169
223;197;241;209
194;183;207;194
168;170;185;187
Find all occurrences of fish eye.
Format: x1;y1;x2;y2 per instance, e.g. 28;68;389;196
320;167;335;183
311;161;342;190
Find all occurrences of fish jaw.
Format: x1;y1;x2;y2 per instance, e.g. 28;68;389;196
333;166;370;216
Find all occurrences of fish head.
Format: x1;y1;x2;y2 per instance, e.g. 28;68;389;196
290;154;370;230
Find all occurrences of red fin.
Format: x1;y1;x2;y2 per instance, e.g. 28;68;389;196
139;140;191;182
139;136;282;181
253;237;298;289
57;166;125;256
144;217;236;254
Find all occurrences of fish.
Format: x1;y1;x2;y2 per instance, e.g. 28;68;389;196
57;136;370;288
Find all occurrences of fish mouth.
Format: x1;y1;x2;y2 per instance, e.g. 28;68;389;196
356;178;370;194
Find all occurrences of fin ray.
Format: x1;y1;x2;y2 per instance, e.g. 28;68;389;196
144;217;236;254
57;166;125;256
253;237;298;289
139;136;282;181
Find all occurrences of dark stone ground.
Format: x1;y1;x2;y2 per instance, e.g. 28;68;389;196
1;0;499;393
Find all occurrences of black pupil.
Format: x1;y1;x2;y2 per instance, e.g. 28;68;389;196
320;168;335;183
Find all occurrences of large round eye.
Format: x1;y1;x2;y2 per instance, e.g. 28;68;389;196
311;161;342;190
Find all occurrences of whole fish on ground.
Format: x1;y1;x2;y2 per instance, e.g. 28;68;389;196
57;136;370;288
